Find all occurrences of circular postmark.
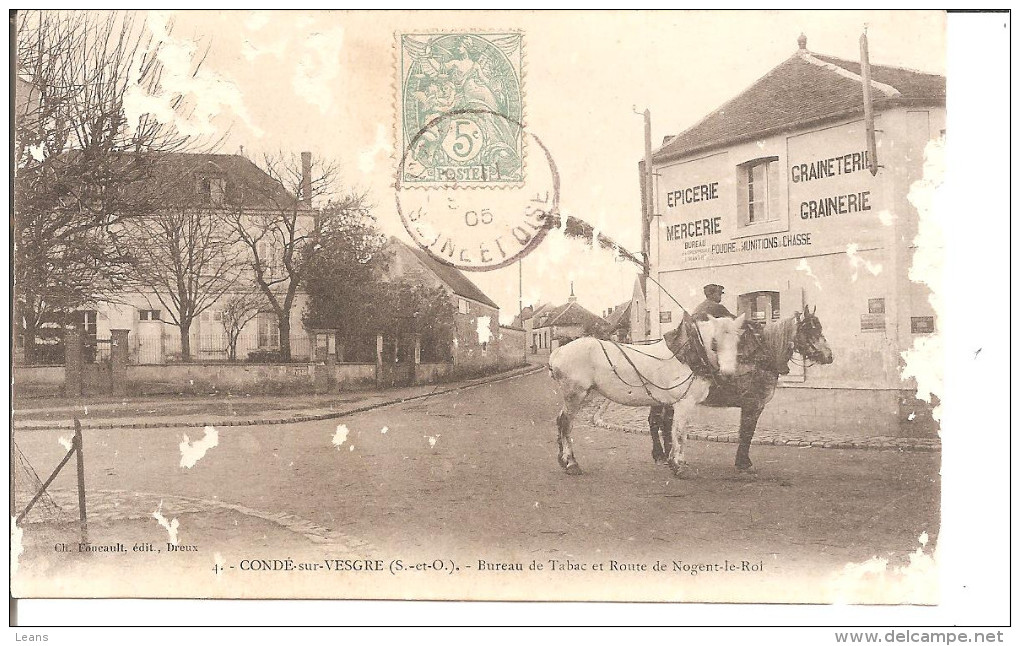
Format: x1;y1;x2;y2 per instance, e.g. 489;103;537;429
395;109;560;272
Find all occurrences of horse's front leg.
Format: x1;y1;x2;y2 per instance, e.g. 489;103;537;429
736;376;775;473
648;405;670;464
667;381;710;478
736;403;765;472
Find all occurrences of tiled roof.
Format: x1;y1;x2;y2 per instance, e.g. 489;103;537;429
511;303;551;328
148;153;305;210
535;301;604;329
396;239;500;310
653;49;945;162
604;301;632;331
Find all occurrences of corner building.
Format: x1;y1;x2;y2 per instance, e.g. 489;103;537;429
643;38;944;436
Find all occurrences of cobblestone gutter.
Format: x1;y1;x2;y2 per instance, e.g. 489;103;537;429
588;399;941;452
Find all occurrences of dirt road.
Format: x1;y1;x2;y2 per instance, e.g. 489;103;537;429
13;369;939;602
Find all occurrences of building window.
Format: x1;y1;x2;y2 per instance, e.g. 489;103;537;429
78;310;98;341
458;298;469;315
139;309;161;321
256;240;282;278
738;291;780;322
197;175;225;205
659;311;672;324
868;298;886;314
737;157;780;226
911;317;935;334
257;311;280;348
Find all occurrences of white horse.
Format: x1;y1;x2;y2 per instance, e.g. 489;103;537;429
548;314;745;477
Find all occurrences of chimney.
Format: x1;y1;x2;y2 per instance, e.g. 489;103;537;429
300;151;312;204
568;281;577;304
797;33;807;51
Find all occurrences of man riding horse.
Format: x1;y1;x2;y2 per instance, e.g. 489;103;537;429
648;284;833;472
649;284;739;459
649;283;771;466
692;283;736;321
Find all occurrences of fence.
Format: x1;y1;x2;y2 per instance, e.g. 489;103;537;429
134;332;313;364
20;329;453;367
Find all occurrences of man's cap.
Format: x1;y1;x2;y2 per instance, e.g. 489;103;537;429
703;283;724;294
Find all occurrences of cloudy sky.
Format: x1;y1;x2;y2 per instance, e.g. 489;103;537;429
149;10;947;323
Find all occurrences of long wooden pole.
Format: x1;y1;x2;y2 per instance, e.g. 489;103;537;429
74;417;88;545
641;109;653;290
860;29;879;176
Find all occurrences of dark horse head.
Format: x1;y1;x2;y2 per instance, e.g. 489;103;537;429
734;306;833;373
793;305;833;365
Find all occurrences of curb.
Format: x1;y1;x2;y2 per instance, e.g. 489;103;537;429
14;364;545;432
591;406;941;453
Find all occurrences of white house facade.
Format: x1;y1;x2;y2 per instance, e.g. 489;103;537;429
642;38;945;435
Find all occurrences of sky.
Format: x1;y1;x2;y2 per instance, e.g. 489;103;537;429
144;10;948;324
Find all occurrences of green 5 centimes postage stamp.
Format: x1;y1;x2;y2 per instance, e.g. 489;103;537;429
398;32;524;187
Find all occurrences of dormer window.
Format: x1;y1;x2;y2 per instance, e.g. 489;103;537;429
197;175;226;205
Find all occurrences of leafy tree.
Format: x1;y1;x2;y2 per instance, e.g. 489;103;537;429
583;318;612;340
304;235;456;363
383;281;457;362
224;152;365;361
301;210;388;360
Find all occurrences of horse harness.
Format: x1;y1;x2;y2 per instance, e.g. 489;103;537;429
595;314;717;406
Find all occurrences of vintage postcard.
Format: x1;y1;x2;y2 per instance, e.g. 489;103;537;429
9;9;1004;622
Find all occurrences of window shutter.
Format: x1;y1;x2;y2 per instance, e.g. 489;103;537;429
767;161;781;222
736;165;748;226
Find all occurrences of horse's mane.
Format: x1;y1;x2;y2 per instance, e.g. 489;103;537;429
760;315;799;371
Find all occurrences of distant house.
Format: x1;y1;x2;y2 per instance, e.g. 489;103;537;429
603;300;633;342
629;277;649;341
384;238;503;367
524;286;606;355
81;153;316;364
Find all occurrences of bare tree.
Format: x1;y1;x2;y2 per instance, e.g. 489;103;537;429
13;10;217;362
224;152;366;361
220;291;264;362
121;182;246;361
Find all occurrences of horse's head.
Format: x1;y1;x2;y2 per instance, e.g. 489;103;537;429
795;305;833;365
699;313;745;377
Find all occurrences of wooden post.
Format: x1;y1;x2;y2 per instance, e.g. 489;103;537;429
860;29;879;176
641;108;653;295
109;329;130;395
73;417;88;545
63;327;83;397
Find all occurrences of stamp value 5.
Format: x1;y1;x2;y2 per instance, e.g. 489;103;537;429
398;32;524;187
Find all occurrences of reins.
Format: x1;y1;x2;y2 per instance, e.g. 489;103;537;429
596;339;698;405
644;274;717;376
